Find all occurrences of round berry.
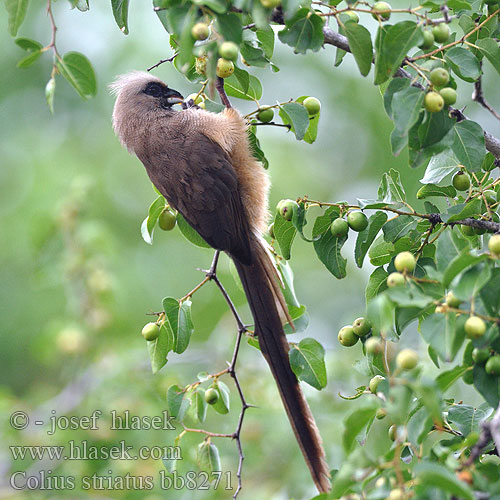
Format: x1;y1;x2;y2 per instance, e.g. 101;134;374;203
158;209;176;231
330;218;349;238
216;58;234;78
394;251;416;273
452;172;470;191
369;375;385;393
219;41;239;61
353;317;372;337
260;0;281;8
257;106;274;123
445;291;462;308
278;199;298;221
372;1;391;20
376;408;387;419
388;489;404;500
142;322;160;341
344;10;360;22
347;211;368;232
424;91;445;113
185;93;203;105
419;29;435;49
205;387;219;405
489;234;500;255
387;272;405;288
365;337;383;355
465;316;486;339
485;355;500;376
396;348;419;370
338;326;359;347
303;96;321;116
191;22;209;41
432;23;451;43
430;67;450;88
472;347;490;364
440;87;457;105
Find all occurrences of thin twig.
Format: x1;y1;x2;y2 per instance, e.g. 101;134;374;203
252;122;292;129
473;73;500;123
147;53;178;72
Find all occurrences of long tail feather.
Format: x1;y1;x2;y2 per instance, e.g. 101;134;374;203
232;238;330;493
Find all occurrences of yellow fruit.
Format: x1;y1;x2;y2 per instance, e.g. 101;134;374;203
216;58;234;78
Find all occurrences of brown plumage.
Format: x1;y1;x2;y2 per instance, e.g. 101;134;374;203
111;72;330;493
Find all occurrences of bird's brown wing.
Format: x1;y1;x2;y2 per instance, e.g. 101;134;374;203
137;130;253;265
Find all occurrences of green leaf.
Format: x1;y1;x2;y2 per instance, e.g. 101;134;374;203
452;263;491;301
14;37;42;51
274;211;297;260
167;385;190;421
5;0;29;36
451;120;486;172
442;250;487;288
216;13;242;44
473;363;500;408
441;198;481;223
416;183;456;199
312;207;347;279
177;7;197;69
420;312;464;362
192;0;228;13
111;0;130;34
378;168;406;203
366;267;389;301
374;24;390;85
355;211;388;267
374;21;424;85
163;296;180;348
344;22;373;77
45;77;55;114
447;404;490;436
480;268;500;316
56;52;97;99
224;67;262;100
382;215;417;242
147;322;173;374
421;150;459;184
257;29;274;58
342;399;380;453
176;300;194;354
141;196;166;245
211;380;230;414
444;46;481;82
278;8;324;54
415;462;475;500
248;128;269;169
240;41;269;68
367;293;395;334
197;441;221;473
436;229;468;272
295;96;319;143
436;365;469;391
17;50;42;68
195;389;208;423
279;102;310;141
477;37;500;75
369;235;394;266
289;338;327;390
177;213;211;248
391;86;424;146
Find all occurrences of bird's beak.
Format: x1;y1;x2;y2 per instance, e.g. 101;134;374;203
166;96;184;105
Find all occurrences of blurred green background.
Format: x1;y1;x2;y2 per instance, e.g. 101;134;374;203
1;2;498;499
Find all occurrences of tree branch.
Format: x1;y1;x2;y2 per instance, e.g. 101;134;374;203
321;26;500;159
473;72;500;123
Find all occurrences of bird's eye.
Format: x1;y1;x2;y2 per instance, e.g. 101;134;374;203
144;82;163;97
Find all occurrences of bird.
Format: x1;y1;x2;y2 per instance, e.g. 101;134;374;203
110;71;330;493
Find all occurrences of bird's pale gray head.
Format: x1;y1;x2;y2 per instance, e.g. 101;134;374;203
111;71;184;151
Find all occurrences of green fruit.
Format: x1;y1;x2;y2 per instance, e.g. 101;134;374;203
394;251;416;273
216;58;234;78
330;218;349;238
461;224;475;237
430;67;450;87
372;1;391;20
191;22;209;41
347;211;368;232
472;347;490;364
485;355;500;376
424;91;444;113
204;387;219;405
142;322;160;341
465;316;486;339
396;348;419;370
344;10;360;22
387;272;405;288
489;234;500;255
440;87;457;105
419;29;435;49
186;93;203;105
158;209;176;231
452;172;470;191
303;96;321;116
365;337;383;354
483;189;497;205
369;375;385;393
445;291;462;308
219;41;239;61
353;317;372;337
462;369;474;385
433;23;451;43
376;408;387;419
278;199;298;221
338;326;359;347
260;0;281;8
257;107;274;123
388;424;397;441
